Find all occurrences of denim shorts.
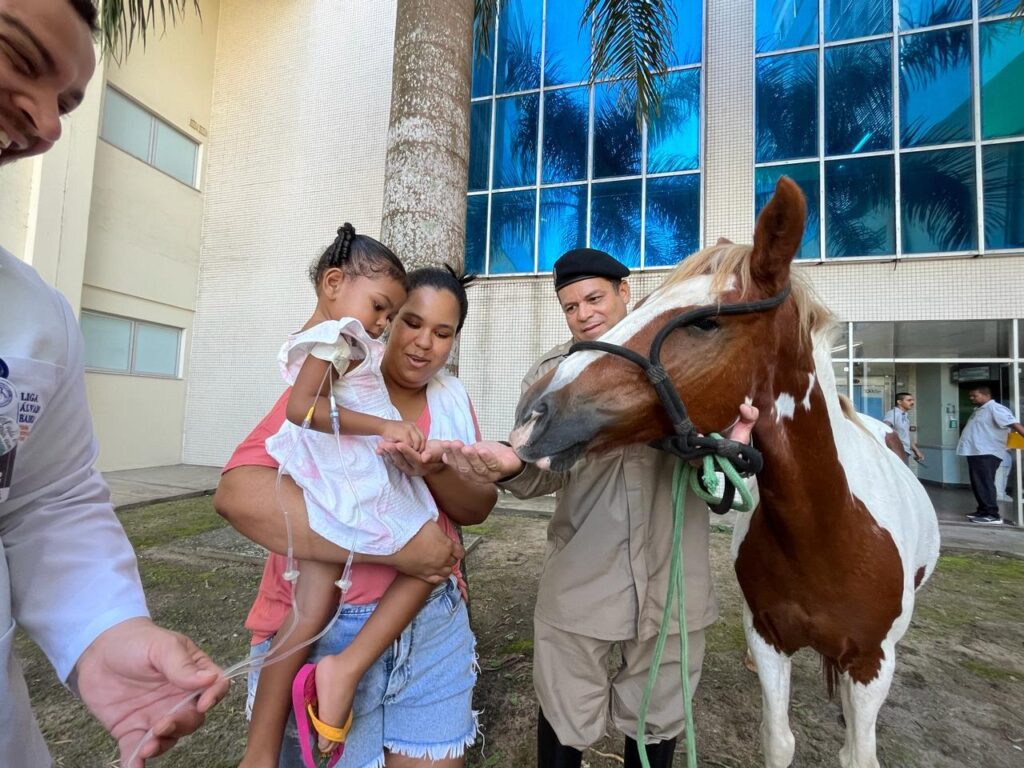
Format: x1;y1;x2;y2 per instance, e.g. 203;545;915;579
246;577;478;768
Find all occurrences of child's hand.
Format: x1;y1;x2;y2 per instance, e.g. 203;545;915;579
378;419;426;451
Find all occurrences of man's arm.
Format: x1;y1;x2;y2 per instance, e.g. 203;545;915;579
214;466;462;582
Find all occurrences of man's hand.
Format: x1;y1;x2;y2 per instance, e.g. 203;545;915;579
440;440;524;484
384;521;464;583
73;618;228;767
723;403;759;445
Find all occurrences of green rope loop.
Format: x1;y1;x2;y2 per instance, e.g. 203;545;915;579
634;435;754;768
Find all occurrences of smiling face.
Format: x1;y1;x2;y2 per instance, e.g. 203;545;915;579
0;0;95;165
382;286;460;391
557;277;630;342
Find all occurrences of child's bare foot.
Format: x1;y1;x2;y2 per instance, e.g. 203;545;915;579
313;654;359;754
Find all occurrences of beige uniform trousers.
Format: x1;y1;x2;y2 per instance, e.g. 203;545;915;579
533;617;706;749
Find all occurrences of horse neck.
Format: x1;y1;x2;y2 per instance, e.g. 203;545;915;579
748;325;858;536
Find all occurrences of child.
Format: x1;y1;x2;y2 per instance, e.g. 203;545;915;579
241;224;439;768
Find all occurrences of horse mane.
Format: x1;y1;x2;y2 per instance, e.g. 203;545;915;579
657;243;836;351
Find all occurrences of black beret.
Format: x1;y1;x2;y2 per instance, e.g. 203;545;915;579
552;248;630;291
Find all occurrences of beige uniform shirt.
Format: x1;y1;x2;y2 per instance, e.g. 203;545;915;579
500;341;718;642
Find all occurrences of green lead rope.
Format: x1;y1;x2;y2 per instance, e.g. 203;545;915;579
635;435;755;768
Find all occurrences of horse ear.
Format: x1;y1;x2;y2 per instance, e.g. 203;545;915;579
751;177;806;292
716;237;734;246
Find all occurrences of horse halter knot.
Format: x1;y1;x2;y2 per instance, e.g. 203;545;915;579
567;283;791;512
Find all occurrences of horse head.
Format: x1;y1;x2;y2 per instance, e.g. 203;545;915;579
511;177;811;470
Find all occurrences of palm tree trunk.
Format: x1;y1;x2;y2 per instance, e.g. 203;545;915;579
380;0;474;273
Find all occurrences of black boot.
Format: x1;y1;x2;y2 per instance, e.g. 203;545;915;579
623;735;677;768
537;709;582;768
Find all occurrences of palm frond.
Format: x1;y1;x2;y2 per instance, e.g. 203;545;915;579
1015;0;1024;16
474;0;500;57
584;0;676;128
99;0;201;61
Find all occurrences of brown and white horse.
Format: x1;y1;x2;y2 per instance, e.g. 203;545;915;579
510;178;940;768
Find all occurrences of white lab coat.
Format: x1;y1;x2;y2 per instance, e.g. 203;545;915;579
0;247;148;766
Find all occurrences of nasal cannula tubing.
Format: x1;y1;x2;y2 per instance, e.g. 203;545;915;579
128;358;361;765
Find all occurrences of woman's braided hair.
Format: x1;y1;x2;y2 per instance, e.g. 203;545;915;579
308;223;407;290
405;264;477;332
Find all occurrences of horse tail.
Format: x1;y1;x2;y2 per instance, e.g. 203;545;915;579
821;655;841;700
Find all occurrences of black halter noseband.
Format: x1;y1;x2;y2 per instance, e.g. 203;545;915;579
567;283;791;511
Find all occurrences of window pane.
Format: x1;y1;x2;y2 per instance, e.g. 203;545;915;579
668;0;703;65
825;40;892;155
900;148;976;254
979;0;1017;16
645;174;700;267
539;185;587;271
825;0;889;43
496;0;542;93
980;20;1024;140
983;142;1024;250
133;323;180;376
755;162;820;259
899;0;970;29
542;87;588;183
899;28;972;147
647;70;700;173
471;21;495;97
756;52;818;162
590;179;641;267
81;313;131;371
852;321;894;358
593;82;641;178
544;0;589;85
896;320;1011;357
489;190;536;273
153;122;198;186
468;102;492;191
825;155;896;257
101;88;151;161
493;94;538;188
466;196;488;274
756;0;818;53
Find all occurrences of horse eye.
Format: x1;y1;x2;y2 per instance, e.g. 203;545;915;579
693;318;720;332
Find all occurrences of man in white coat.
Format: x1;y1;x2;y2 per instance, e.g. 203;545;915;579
0;1;227;765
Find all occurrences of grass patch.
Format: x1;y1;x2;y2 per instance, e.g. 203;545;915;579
117;495;226;550
501;638;534;655
706;616;748;653
936;553;1024;581
961;659;1019;682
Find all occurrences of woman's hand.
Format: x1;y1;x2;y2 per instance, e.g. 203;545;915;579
377;440;445;476
377;419;426;452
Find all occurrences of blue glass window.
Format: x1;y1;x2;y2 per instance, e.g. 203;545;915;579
980;20;1024;140
465;196;488;274
539;185;588;270
544;0;590;85
825;0;890;43
756;0;818;53
542;86;588;183
983;142;1024;249
471;22;494;98
668;0;703;66
492;94;538;188
900;148;977;253
825;40;892;155
756;52;818;163
900;28;972;147
647;70;701;173
489;190;536;273
825;155;896;257
590;180;641;267
645;175;700;267
755;163;821;259
468;102;492;192
496;0;542;94
979;0;1017;16
593;82;641;178
899;0;971;29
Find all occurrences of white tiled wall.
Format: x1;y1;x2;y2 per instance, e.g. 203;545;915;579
183;0;397;466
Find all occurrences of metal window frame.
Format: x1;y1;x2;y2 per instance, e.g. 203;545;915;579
81;309;183;380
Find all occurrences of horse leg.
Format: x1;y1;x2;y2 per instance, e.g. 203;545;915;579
744;607;795;768
837;641;896;768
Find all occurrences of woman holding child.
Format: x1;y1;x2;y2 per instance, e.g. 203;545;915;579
215;227;495;768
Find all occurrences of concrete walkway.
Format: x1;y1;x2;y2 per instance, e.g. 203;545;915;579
104;464;221;510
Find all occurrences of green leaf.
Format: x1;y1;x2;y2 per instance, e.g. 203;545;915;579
98;0;202;61
474;0;500;57
584;0;677;129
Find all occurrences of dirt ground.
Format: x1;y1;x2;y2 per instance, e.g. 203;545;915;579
18;498;1024;767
